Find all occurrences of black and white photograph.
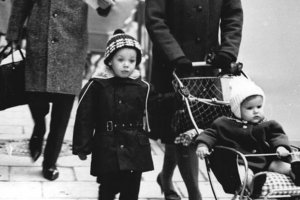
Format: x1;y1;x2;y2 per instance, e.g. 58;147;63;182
0;0;300;199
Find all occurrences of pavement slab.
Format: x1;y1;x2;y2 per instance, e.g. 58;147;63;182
43;182;98;198
0;182;42;198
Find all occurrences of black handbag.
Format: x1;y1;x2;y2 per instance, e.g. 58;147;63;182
0;43;28;110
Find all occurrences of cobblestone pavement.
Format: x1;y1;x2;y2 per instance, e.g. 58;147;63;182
0;103;232;200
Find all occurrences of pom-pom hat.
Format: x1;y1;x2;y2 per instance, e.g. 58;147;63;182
229;76;265;119
104;29;142;66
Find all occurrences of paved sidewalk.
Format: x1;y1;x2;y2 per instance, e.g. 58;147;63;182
0;102;232;200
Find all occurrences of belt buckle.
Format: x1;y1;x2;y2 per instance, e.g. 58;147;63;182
106;121;113;131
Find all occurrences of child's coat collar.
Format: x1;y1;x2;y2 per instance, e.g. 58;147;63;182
227;116;266;125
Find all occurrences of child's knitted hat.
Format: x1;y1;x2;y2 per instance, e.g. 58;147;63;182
229;76;265;119
104;29;142;66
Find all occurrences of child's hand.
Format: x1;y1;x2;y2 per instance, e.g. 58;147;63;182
98;0;115;9
78;153;87;160
196;144;210;159
174;129;202;146
276;146;290;158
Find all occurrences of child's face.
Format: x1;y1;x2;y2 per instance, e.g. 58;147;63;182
110;48;137;78
240;95;264;123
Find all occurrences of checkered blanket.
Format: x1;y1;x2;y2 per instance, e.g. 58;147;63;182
256;172;300;198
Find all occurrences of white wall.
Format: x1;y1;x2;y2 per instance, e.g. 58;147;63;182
239;0;300;141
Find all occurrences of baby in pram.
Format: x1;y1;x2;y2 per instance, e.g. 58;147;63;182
194;76;300;189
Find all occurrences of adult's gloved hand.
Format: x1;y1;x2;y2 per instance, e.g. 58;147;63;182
207;52;242;75
96;5;112;16
206;51;233;68
172;57;193;77
221;62;243;75
78;153;87;160
96;0;114;16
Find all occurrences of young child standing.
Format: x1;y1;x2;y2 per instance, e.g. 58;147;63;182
72;29;175;200
195;77;300;188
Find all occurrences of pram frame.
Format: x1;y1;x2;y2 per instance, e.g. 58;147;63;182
172;61;242;136
205;145;300;200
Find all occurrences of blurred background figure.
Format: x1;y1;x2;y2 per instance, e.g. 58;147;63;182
5;0;111;181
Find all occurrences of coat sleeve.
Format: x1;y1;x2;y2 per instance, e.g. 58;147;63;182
73;81;98;155
195;121;220;149
219;0;243;59
145;0;185;62
266;120;291;152
6;0;34;41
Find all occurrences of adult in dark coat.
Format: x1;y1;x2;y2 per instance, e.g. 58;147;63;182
6;0;110;180
145;0;243;199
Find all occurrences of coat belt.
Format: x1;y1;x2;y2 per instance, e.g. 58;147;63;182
105;121;143;132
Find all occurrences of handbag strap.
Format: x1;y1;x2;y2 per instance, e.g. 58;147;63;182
0;42;13;60
11;45;25;63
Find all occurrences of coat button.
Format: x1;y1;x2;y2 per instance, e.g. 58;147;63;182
196;6;203;11
120;145;124;148
252;149;257;153
118;100;122;104
196;37;201;43
53;13;58;18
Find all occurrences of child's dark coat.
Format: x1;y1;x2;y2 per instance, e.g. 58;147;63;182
196;116;291;173
73;69;176;180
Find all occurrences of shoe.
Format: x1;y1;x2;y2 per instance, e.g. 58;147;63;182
165;190;181;200
251;172;267;198
157;173;181;200
29;135;43;162
291;160;300;186
43;166;59;181
29;119;46;162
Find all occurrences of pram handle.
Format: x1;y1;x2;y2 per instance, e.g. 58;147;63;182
192;61;211;67
192;61;243;69
192;61;244;76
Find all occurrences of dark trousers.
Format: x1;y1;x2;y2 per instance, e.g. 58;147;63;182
28;92;75;168
98;171;142;200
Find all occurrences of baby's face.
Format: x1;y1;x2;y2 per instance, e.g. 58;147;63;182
110;48;137;78
240;95;264;123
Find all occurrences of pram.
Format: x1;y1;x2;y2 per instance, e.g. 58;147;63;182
206;145;300;200
172;62;300;200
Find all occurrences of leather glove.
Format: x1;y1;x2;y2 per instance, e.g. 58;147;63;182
221;62;243;75
207;51;233;69
78;153;87;160
207;52;242;75
96;0;114;16
96;6;112;16
172;57;193;77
